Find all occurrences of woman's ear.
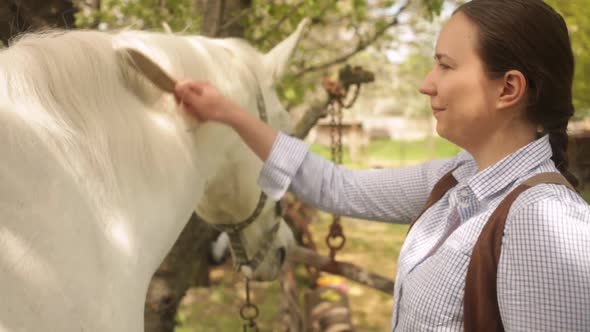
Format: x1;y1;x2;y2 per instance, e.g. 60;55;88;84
497;69;527;110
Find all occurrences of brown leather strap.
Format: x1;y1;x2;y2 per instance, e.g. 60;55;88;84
463;172;574;332
407;167;459;233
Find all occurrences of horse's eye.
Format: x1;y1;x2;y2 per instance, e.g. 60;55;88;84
277;247;286;265
274;202;283;217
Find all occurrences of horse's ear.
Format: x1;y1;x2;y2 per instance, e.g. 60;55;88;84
115;48;177;94
263;18;310;83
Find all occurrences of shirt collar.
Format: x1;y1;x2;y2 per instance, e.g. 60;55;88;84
463;135;552;202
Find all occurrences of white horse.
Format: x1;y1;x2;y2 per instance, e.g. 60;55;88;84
0;19;308;332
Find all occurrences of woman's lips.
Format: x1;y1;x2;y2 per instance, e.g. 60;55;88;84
432;106;446;114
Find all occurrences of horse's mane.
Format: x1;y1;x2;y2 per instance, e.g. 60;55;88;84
0;29;269;202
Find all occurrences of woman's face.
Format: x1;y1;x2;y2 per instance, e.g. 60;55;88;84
419;12;502;150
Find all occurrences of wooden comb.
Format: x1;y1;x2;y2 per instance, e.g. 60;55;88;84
124;48;177;93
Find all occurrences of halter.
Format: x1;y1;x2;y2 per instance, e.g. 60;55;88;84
196;76;282;273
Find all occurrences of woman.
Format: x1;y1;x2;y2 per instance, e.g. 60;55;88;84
175;0;590;330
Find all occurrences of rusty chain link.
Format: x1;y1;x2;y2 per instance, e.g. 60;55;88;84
324;70;365;261
287;65;373;282
240;278;260;331
326;99;346;261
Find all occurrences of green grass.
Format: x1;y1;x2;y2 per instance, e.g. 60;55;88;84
366;137;461;160
309;136;462;168
176;275;284;331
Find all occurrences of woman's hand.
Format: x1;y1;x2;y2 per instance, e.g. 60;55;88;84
174;79;278;161
174;80;239;125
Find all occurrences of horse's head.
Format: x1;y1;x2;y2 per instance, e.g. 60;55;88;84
192;20;309;281
115;20;308;280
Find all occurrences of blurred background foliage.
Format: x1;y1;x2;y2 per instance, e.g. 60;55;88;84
72;0;450;110
0;1;587;330
1;1;586;116
69;0;589;117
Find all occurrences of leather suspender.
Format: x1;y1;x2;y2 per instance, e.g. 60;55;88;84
406;169;574;331
463;172;574;332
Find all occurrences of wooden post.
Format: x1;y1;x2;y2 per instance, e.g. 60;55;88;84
279;263;305;332
304;286;355;332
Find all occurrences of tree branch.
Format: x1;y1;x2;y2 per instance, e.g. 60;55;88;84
253;1;306;44
288;245;394;294
200;0;226;37
307;35;343;53
292;97;329;139
217;1;268;33
250;1;336;45
293;1;410;78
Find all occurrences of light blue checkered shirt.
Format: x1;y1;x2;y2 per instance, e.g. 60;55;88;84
258;132;590;331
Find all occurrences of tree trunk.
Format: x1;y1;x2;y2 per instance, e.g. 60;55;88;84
0;0;76;46
145;213;216;332
198;0;251;37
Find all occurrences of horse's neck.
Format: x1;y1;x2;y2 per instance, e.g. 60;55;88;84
0;102;191;332
196;139;262;222
126;119;234;271
0;30;230;275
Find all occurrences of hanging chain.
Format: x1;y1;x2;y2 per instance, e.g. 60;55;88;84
233;65;372;329
323;70;366;261
326;99;346;261
240;278;260;331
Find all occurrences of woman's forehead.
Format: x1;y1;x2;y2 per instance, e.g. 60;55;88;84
435;12;479;61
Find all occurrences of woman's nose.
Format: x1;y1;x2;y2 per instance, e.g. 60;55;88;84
419;70;437;96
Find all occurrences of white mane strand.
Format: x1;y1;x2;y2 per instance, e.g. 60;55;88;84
2;31;172;198
0;30;267;206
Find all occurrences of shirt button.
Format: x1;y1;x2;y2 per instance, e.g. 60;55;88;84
457;188;471;207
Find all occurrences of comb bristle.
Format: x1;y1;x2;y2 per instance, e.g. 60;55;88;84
125;49;177;93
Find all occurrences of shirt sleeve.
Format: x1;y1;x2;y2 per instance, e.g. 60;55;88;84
258;132;462;223
498;197;590;331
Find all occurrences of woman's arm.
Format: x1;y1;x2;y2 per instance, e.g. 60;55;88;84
498;196;590;331
175;80;463;223
260;132;457;222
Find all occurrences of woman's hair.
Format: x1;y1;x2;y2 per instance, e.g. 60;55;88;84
455;0;579;189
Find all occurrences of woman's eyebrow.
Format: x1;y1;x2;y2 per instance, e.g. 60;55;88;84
434;53;455;62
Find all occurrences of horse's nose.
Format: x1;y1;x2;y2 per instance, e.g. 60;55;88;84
278;247;286;265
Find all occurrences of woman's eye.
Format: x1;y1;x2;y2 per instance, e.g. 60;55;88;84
438;63;451;70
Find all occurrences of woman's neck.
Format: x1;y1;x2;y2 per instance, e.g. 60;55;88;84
469;121;538;172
